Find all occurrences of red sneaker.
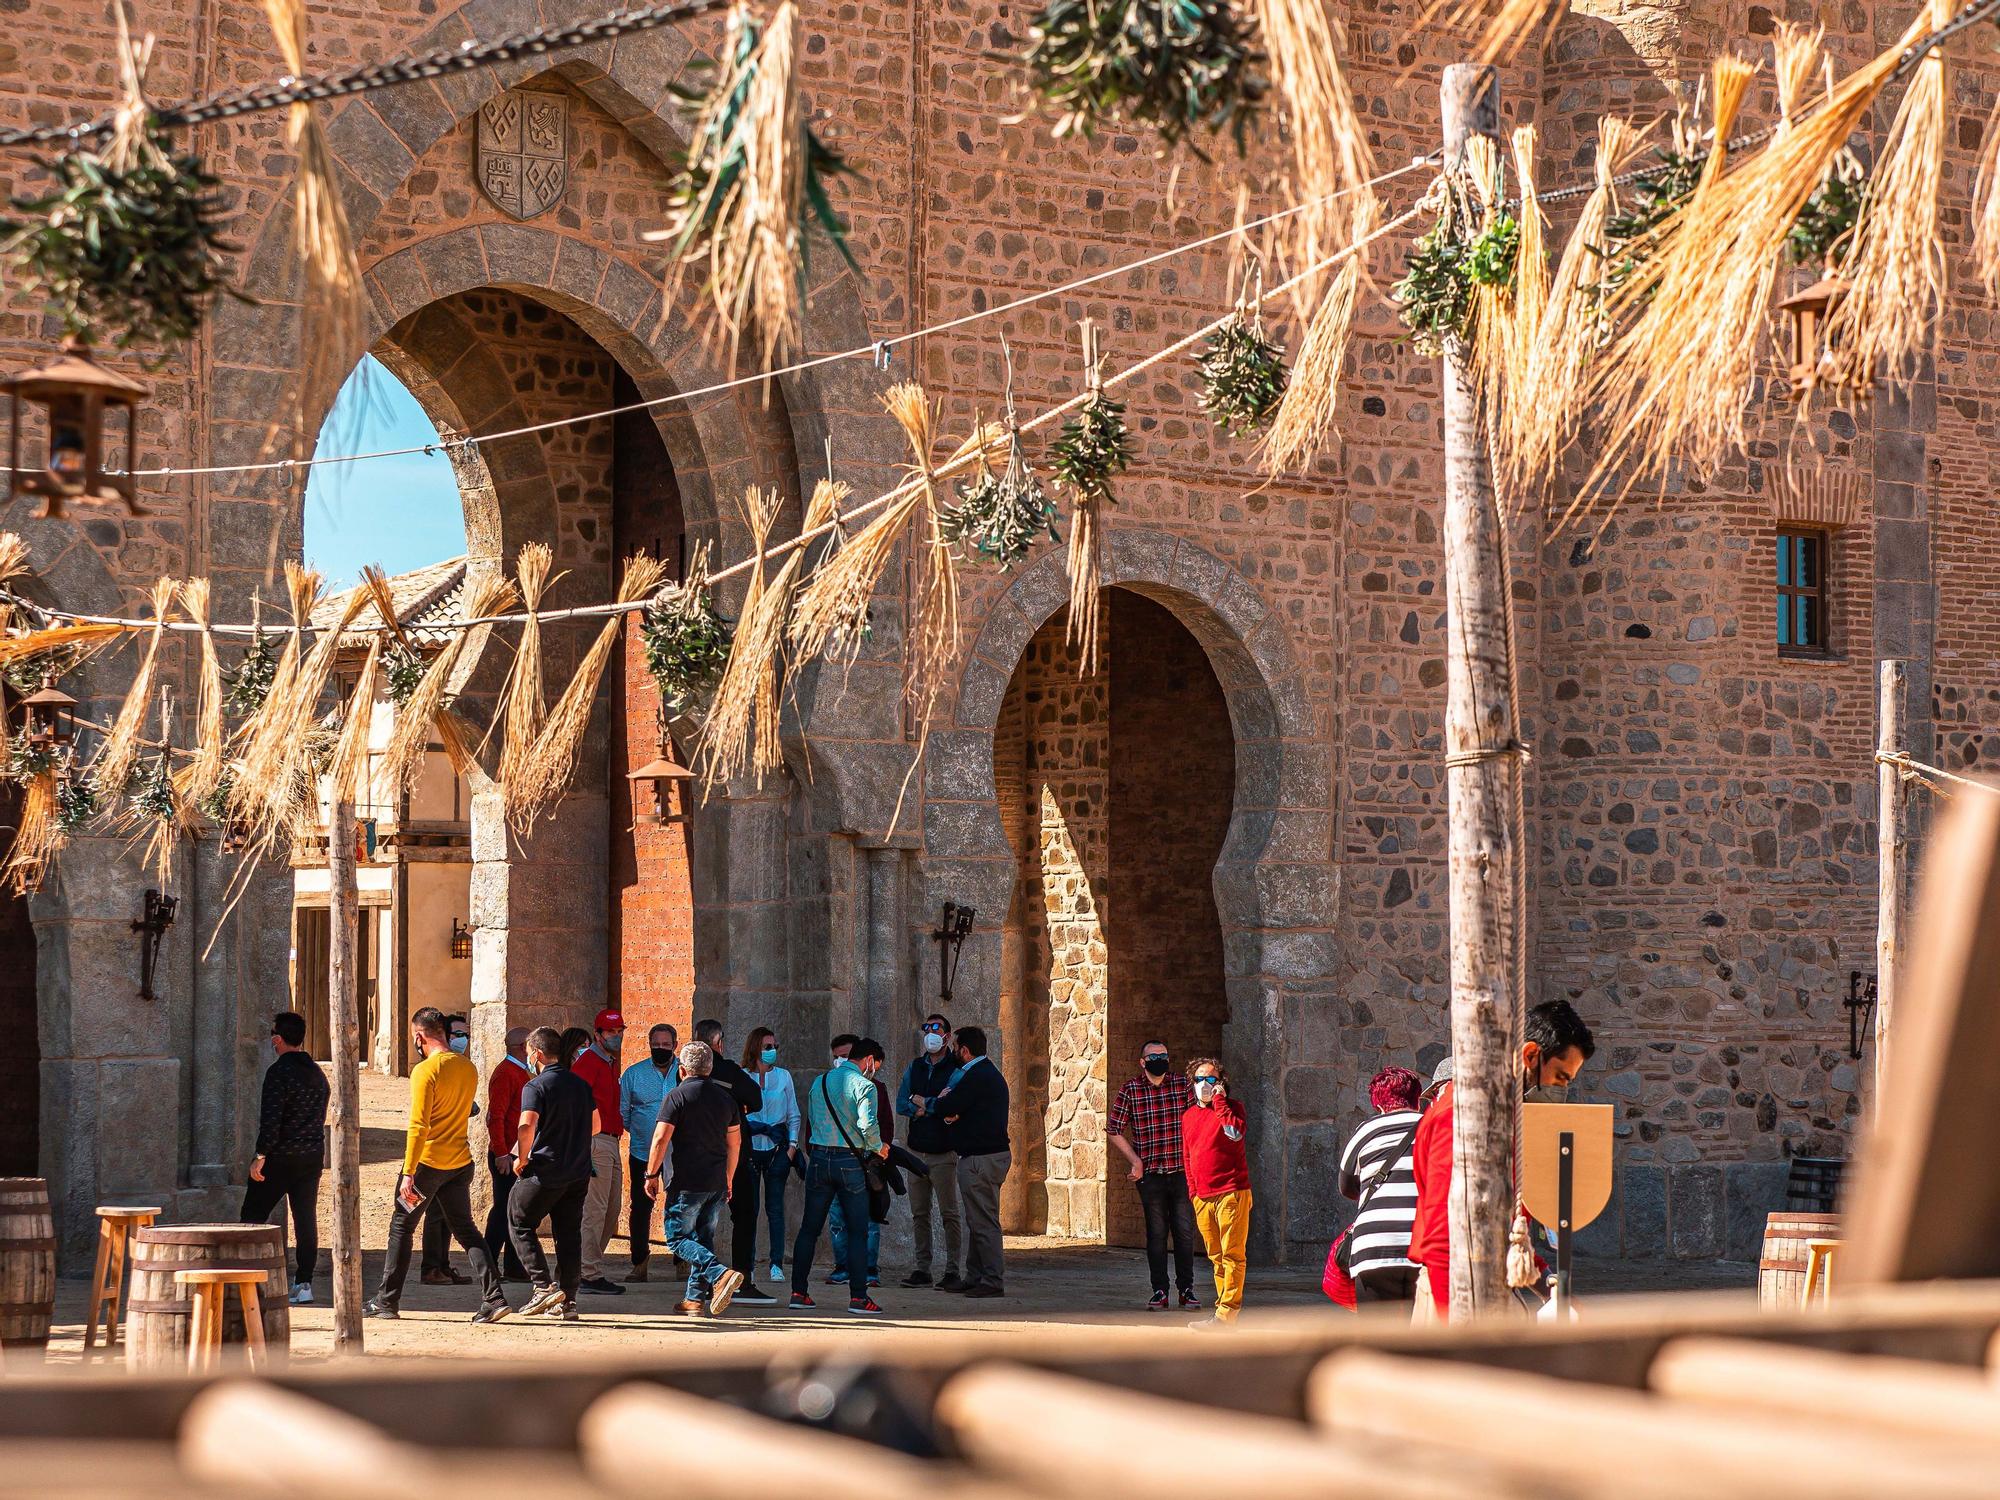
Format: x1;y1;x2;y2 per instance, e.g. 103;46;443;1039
1148;1290;1170;1311
847;1297;884;1317
1179;1291;1202;1310
788;1291;816;1310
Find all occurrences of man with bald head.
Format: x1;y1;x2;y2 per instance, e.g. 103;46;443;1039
483;1025;533;1281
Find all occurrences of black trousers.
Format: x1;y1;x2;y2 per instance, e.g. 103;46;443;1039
420;1195;451;1273
728;1143;758;1272
1136;1170;1197;1296
627;1156;657;1267
509;1174;588;1302
484;1153;529;1278
241;1151;321;1285
1355;1263;1421;1304
378;1161;500;1308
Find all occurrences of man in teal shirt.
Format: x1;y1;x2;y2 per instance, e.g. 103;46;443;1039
788;1037;890;1316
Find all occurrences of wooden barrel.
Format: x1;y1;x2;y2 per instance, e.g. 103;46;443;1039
125;1223;289;1371
1759;1211;1842;1309
0;1178;56;1358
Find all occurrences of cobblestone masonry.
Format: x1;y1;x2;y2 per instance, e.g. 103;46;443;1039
3;0;1996;1261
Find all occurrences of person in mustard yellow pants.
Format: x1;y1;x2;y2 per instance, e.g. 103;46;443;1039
1181;1058;1252;1327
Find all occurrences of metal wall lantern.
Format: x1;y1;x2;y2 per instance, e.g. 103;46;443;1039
132;887;178;1002
17;673;78;749
627;738;695;825
3;347;149;519
450;917;473;960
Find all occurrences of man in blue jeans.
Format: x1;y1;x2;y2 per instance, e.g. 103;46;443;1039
789;1036;891;1316
642;1041;745;1317
823;1034;881;1287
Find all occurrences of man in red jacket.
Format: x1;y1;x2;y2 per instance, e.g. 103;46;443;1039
1407;999;1595;1319
567;1009;628;1296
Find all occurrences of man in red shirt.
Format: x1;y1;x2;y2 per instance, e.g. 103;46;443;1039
482;1026;531;1281
1408;999;1595;1319
567;1009;628;1296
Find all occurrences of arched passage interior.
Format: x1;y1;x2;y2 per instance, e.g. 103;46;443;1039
994;588;1235;1244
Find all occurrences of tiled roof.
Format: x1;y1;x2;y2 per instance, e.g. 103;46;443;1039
311;557;468;647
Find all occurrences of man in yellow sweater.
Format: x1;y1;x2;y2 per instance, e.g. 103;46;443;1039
365;1007;509;1322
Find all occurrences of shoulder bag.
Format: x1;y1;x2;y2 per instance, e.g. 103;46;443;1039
820;1073;892;1223
1333;1114;1423;1275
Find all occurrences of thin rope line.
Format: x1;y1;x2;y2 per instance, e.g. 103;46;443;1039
1876;750;1999;798
79;156;1430;480
1;201;1423;640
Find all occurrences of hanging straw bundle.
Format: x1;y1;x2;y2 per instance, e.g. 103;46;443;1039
1488;124;1549;492
175;578;228;810
326;633;381;810
1975;99;2000;299
1577;27;1927;517
232;577;360;846
93;577;177;795
705;481;846;786
1821;0;1960;392
513;554;671;832
498;542;560;830
1050;320;1132;676
358;566;482;780
3;771;60;896
229;563;316;800
378;574;517;797
1249;0;1376;317
0;532;25;624
0;621;126;677
1259;197;1375;476
1772;20;1825;140
1515;116;1644;492
260;0;362;439
125;688;195;889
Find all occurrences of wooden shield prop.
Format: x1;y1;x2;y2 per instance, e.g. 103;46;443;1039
476;88;567;219
1521;1103;1614;1230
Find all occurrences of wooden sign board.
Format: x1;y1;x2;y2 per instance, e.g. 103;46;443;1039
1521;1103;1614;1230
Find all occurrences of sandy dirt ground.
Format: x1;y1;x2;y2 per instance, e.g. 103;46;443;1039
34;1071;1752;1366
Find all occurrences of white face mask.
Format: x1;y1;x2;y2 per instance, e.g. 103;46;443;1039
922;1032;944;1054
1193;1077;1221;1102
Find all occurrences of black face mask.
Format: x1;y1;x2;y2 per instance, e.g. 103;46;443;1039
1143;1056;1170;1077
651;1047;676;1068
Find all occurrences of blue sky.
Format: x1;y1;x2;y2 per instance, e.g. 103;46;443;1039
304;355;467;590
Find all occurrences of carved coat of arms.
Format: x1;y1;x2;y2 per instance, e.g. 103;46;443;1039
476;89;568;219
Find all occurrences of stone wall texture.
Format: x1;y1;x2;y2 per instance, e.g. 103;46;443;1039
3;0;1996;1262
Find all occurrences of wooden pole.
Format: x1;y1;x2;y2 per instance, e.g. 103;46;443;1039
1875;658;1905;1103
327;794;363;1353
1439;61;1518;1320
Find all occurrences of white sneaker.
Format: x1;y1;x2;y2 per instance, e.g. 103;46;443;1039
288;1282;314;1306
521;1282;566;1317
768;1263;783;1283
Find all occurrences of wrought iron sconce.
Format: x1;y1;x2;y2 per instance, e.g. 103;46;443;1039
1845;970;1878;1061
450;917;473;960
932;901;976;1004
132;888;178;1002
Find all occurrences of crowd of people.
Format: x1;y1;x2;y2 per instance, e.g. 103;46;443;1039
238;996;1595;1328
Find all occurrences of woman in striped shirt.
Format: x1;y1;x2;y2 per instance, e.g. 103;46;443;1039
1337;1066;1425;1304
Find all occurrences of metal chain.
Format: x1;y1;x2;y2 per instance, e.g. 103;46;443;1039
0;0;733;150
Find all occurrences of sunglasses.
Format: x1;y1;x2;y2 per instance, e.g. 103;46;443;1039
922;1023;948;1034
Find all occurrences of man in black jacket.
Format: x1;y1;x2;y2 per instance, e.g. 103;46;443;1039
896;1013;963;1288
696;1018;775;1304
241;1011;330;1305
940;1025;1010;1299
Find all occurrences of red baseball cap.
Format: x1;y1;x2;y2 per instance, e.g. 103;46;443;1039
594;1009;625;1031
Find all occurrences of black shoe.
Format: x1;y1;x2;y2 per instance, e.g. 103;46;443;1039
732;1283;777;1305
1148;1290;1170;1311
963;1283;1003;1299
578;1276;626;1296
1179;1290;1202;1310
902;1269;933;1287
935;1274;969;1292
471;1301;511;1324
363;1299;399;1320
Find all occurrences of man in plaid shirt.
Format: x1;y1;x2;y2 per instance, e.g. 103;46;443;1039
1107;1039;1199;1311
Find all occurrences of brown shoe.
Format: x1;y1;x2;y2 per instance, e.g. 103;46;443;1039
674;1299;707;1316
421;1267;464;1286
625;1263;648;1284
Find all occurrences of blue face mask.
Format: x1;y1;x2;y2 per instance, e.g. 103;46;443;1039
448;1036;469;1055
761;1047;779;1065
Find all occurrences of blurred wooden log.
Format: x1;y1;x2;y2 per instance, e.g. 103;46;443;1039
936;1361;1508;1500
1650;1337;2000;1445
1308;1347;1998;1500
1845;790;2000;1284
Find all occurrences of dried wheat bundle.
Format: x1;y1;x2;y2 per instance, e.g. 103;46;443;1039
233;582;361;845
882;382;982;730
1514;117;1643;491
1259;198;1375;476
177;577;228;810
228;562;317;815
1459;133;1516;459
702;486;791;787
1250;0;1376;317
498;542;559;828
1974;98;2000;298
0;622;126;674
379;574;516;797
93;577;177;795
326;633;381;808
123;690;196;890
3;772;59;896
512;554;671;832
1822;0;1959;393
0;533;26;611
260;0;361;439
1491;124;1549;492
1772;21;1825;137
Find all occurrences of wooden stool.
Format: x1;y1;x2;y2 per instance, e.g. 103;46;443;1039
83;1206;159;1353
175;1269;268;1374
1801;1237;1841;1308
